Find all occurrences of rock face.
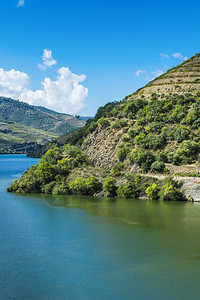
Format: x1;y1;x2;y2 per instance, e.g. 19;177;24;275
128;53;200;101
181;178;200;202
82;127;121;169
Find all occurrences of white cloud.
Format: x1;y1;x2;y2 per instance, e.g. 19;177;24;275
160;53;170;59
0;67;88;114
135;70;146;77
17;0;24;7
38;49;57;70
152;69;164;78
172;52;184;60
0;69;30;99
172;52;189;62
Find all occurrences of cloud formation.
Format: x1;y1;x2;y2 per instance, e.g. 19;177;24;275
0;67;88;114
172;52;184;60
160;53;170;59
38;49;57;70
159;52;188;62
17;0;24;7
0;68;30;99
171;52;188;61
135;70;146;77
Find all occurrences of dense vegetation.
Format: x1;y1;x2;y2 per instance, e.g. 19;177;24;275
8;53;200;200
7;144;187;201
0;121;58;154
0;97;86;153
62;92;200;175
0;97;85;135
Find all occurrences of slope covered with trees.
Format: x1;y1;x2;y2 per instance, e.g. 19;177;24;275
0;97;86;153
8;53;200;200
0;97;85;135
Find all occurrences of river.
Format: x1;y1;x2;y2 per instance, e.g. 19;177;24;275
1;154;200;299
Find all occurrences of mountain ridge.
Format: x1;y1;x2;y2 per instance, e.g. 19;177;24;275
128;52;200;101
0;97;85;134
0;96;86;153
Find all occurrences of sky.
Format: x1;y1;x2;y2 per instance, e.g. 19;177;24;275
0;0;199;116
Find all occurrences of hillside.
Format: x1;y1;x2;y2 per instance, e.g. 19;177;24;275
0;121;57;153
8;52;200;201
0;97;85;135
128;52;200;100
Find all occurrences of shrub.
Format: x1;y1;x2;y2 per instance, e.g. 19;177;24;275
42;181;56;194
38;162;55;184
121;134;130;143
112;162;124;176
103;177;117;197
117;181;140;198
128;128;137;139
134;133;147;147
156;151;168;163
151;161;165;173
176;140;199;161
68;177;88;195
119;120;128;127
86;176;101;195
122;99;147;119
116;146;129;162
174;127;189;143
145;183;160;200
159;177;187;201
130;150;156;172
110;121;120;129
52;182;69;195
97;117;110;128
149;134;166;150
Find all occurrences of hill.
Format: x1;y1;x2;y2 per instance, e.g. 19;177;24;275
0;97;85;135
8;52;200;201
128;52;200;101
0;121;57;154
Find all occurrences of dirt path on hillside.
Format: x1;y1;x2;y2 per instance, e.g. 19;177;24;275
143;174;200;181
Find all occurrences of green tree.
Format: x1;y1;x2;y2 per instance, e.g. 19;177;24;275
145;183;160;200
103;177;117;197
151;161;165;173
86;176;101;195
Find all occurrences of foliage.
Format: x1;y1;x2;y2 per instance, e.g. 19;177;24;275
7;144;92;194
159;177;187;201
112;162;124;176
97;117;110;128
151;161;165;173
103;177;117;197
146;183;160;200
117;181;140;198
0;97;81;135
116;145;130;162
130;150;156;172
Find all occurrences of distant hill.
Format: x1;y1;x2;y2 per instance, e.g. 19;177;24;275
0;121;57;154
0;97;88;153
0;97;85;135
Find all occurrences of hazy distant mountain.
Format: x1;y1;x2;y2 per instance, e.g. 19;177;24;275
0;97;85;135
0;97;87;153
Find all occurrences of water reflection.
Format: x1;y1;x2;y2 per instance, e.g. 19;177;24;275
35;193;195;231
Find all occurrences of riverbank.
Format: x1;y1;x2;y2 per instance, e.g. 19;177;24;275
142;174;200;202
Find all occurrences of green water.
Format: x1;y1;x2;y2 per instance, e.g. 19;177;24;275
1;155;200;299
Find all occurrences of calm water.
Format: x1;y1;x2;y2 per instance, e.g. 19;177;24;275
1;155;200;299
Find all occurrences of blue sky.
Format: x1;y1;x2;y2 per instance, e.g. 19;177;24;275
0;0;199;116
